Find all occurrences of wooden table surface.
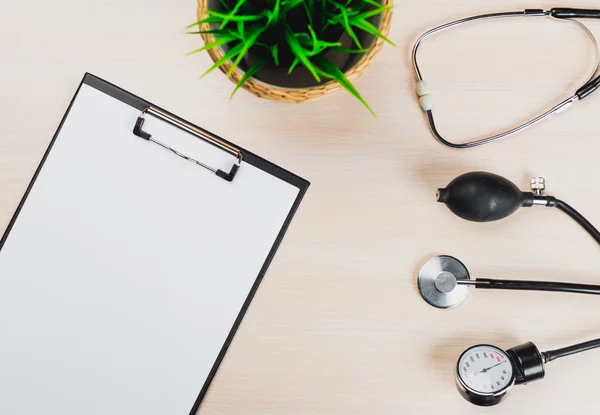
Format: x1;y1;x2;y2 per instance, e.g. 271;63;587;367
2;0;600;413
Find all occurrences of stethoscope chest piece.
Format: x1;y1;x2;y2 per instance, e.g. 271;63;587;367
418;255;471;308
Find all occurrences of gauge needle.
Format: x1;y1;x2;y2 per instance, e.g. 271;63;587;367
478;361;507;374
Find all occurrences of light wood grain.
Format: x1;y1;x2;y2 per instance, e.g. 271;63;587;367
2;0;600;414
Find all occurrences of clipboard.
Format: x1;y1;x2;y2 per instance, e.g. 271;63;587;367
0;74;309;415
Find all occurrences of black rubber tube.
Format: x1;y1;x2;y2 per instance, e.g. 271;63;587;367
576;75;600;100
472;199;600;295
475;278;600;295
550;8;600;19
542;338;600;363
555;200;600;246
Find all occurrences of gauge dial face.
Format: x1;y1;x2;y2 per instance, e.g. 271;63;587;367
457;345;514;395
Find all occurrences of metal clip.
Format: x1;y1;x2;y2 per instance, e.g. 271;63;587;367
133;107;242;182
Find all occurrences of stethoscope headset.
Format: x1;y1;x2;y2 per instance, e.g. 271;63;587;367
412;8;600;148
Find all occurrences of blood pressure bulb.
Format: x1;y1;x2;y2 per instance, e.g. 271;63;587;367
436;172;527;222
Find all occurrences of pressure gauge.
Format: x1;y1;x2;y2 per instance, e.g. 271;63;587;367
456;345;516;406
455;342;547;406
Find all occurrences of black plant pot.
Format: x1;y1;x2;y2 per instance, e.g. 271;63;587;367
206;0;384;89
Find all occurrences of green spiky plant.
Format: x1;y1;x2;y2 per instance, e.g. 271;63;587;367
187;0;394;116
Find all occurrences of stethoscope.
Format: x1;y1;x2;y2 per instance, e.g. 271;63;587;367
417;171;600;405
412;8;600;148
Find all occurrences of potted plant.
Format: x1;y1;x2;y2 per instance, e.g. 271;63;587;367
188;0;393;115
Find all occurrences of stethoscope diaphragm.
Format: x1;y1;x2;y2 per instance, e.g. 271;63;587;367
418;255;471;309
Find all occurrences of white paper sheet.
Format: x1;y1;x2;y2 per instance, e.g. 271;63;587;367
0;84;300;415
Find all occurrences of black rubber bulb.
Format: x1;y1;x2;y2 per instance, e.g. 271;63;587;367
437;172;528;222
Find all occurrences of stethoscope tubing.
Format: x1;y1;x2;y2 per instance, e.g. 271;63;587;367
460;278;600;295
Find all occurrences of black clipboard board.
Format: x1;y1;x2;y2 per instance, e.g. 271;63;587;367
0;73;310;414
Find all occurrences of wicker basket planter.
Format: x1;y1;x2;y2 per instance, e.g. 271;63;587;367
195;0;393;103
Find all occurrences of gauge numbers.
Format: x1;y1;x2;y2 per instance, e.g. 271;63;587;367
457;345;514;394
